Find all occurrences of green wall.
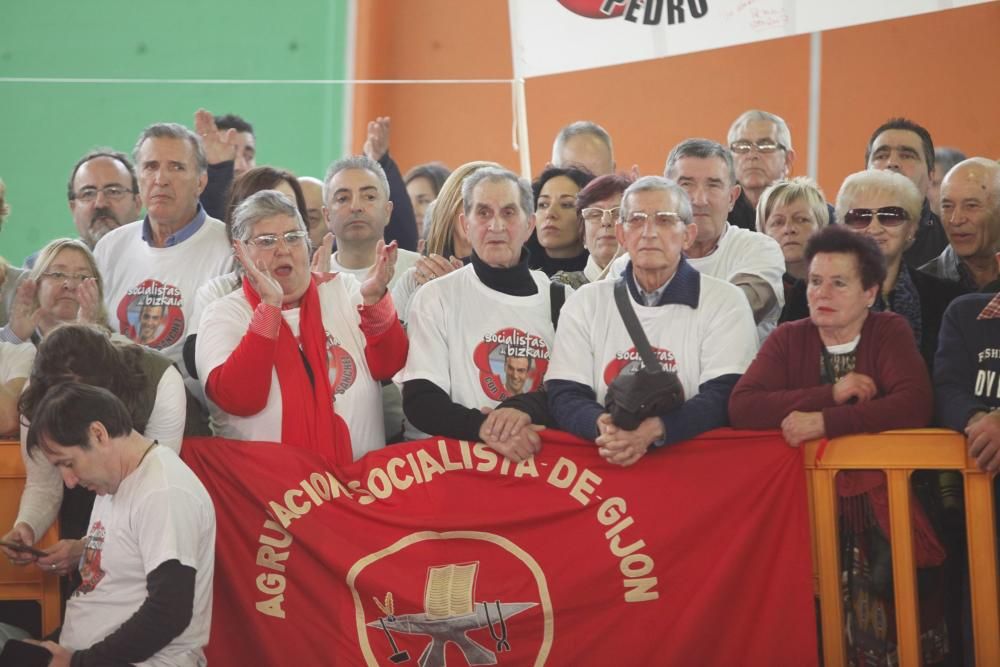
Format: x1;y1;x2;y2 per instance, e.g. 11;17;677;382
0;1;351;265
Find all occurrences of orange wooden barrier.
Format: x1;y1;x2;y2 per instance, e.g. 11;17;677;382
0;439;62;635
803;429;1000;667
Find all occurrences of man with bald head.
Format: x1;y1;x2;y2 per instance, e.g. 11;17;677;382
551;121;616;176
922;157;1000;290
24;150;143;268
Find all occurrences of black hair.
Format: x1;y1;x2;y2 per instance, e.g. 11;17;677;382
531;166;595;208
865;117;935;174
26;383;133;456
804;225;887;290
404;163;450;195
214;114;254;135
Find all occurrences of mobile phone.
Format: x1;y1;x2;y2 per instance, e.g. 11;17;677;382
0;639;53;667
0;540;48;558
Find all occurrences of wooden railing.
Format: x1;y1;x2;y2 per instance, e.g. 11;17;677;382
0;439;62;635
803;429;999;666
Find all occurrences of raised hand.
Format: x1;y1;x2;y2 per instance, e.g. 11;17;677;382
194;108;237;165
9;277;39;340
234;240;283;307
363;117;391;162
310;232;335;273
75;277;101;325
361;239;397;305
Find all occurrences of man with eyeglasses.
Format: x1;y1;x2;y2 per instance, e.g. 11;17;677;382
22;150;143;270
922;157;1000;291
865;117;949;268
725;110;798;232
94;123;232;366
608;139;785;343
546;176;756;466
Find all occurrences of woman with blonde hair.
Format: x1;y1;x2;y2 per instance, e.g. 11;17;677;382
755;177;829;323
836;169;965;370
392;161;502;322
0;238;108;345
0;177;25;328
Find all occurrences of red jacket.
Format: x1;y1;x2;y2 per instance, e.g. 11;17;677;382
729;311;932;438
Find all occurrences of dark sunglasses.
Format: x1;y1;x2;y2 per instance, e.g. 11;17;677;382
843;206;910;229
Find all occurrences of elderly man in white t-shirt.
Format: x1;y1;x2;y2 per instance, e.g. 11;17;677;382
16;383;214;667
547;176;757;466
401;167;566;461
609;139;784;342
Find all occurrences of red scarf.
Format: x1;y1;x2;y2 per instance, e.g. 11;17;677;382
243;275;352;466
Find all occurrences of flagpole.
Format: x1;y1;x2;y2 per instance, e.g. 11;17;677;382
807;31;822;182
513;78;532;179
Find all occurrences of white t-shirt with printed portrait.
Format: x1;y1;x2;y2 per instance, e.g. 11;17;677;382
400;264;561;410
547;272;757;404
60;446;215;667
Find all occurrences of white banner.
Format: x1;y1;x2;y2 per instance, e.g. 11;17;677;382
508;0;994;79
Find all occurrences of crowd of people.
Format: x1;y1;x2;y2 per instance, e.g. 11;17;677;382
0;107;997;666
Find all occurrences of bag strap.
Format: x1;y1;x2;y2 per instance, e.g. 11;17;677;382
613;280;663;373
550;282;566;329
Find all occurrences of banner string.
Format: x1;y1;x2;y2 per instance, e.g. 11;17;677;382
0;77;515;85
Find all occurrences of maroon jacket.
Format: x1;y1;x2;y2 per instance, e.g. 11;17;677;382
729;311;932;438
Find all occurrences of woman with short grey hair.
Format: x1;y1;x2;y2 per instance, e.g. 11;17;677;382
196;190;408;463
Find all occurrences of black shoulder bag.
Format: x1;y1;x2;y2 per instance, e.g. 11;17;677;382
604;280;685;429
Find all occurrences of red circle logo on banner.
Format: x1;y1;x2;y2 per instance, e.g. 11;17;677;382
556;0;625;18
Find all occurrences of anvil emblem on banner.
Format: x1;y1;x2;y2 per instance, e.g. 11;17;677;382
368;562;537;666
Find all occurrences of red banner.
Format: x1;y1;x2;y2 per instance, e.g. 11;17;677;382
181;429;817;666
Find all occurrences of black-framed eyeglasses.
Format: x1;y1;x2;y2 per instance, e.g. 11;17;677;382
730;139;784;154
71;185;135;202
42;271;94;284
843;206;910;229
247;230;309;250
622;211;682;229
581;206;620;223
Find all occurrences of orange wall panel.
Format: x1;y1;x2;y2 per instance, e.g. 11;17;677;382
353;0;1000;202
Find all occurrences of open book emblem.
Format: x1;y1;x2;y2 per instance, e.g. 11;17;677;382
367;562;537;666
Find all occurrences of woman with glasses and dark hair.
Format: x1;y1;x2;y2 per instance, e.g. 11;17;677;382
552;173;633;289
196;190;407;463
0;238;108;346
836;170;965;371
526;166;595;276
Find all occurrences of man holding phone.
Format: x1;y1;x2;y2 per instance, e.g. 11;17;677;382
1;383;214;667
